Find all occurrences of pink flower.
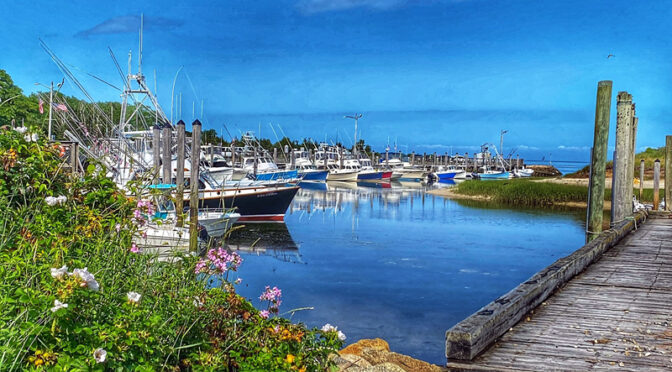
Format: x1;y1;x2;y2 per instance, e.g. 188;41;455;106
259;310;270;319
115;223;121;232
130;243;139;253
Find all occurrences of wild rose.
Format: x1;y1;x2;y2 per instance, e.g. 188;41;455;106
126;292;141;304
130;243;139;253
70;267;99;291
50;265;68;279
50;300;68;313
337;331;346;341
24;133;38;142
14;126;27;134
93;348;107;363
44;196;58;206
321;323;337;333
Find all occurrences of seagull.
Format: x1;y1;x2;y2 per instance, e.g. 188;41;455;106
607;53;615;59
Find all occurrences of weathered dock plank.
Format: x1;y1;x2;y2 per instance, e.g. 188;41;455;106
447;213;672;371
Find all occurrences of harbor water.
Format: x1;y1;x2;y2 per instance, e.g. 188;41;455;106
227;181;587;364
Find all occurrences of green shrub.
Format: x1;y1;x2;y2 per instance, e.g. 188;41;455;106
0;126;342;371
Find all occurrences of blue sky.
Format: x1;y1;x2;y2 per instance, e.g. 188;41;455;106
2;0;671;160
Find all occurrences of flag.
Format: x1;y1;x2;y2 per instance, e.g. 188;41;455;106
52;103;68;112
38;99;44;114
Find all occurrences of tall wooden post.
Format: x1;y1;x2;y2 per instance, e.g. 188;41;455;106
162;123;171;184
626;111;638;213
639;159;645;202
253;147;258;176
611;91;633;225
666;136;672;210
152;125;161;184
176;120;185;227
423;152;426;168
339;147;344;169
653;159;660;211
189;120;201;252
70;142;78;173
411;151;415;166
586;81;612;241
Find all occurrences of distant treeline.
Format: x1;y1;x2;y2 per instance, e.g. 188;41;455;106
0;69;377;155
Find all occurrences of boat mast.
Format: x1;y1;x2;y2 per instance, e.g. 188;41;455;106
344;113;362;155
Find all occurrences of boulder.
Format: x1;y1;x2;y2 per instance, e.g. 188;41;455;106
338;338;443;372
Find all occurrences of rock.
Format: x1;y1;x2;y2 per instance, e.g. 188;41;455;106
338;338;443;372
362;362;407;372
340;338;390;355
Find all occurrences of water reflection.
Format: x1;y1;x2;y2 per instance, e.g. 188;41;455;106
224;223;302;264
234;180;586;364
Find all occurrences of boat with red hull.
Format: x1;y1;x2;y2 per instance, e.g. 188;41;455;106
183;185;299;223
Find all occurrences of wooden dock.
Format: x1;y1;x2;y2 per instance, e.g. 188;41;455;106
447;213;672;371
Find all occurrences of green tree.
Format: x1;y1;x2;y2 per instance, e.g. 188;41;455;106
0;70;41;126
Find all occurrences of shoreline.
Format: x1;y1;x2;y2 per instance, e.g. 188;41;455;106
427;182;613;210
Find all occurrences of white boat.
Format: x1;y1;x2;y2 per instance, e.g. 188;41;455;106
513;168;534;178
133;223;191;254
198;211;241;238
327;165;359;181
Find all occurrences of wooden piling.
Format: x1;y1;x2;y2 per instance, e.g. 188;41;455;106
152;125;161;184
626;111;638;212
339;147;344;169
411;151;415;166
666;136;672;210
162;123;171;184
69;142;78;173
253;147;258;177
586;81;612;241
639;159;645;202
189;120;201;252
654;159;660;210
176;120;185;228
611;91;633;226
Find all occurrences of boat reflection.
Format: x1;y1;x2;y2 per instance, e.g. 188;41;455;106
289;180;452;214
222;223;302;263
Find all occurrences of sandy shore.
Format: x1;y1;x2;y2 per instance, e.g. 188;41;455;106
543;177;664;189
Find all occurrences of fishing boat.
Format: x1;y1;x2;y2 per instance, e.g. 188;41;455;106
184;183;300;223
513;167;534;178
476;170;511;179
294;155;328;182
198;210;241;238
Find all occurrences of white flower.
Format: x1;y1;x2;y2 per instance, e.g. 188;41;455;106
50;299;68;312
45;196;58;206
126;291;141;304
31;133;39;142
50;265;68;279
56;195;67;204
24;133;38;142
192;297;204;307
71;267;100;291
321;323;337;333
337;331;346;341
14;126;27;134
93;348;107;363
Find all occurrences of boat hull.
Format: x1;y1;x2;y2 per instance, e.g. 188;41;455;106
328;171;359;181
184;186;300;223
478;171;511;179
255;169;298;181
435;171;458;180
299;169;329;181
357;171;384;181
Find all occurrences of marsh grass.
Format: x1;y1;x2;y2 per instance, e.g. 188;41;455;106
454;179;664;206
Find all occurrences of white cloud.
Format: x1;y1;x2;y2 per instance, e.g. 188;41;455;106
297;0;409;14
557;145;590;151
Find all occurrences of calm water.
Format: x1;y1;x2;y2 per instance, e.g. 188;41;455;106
226;181;586;364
